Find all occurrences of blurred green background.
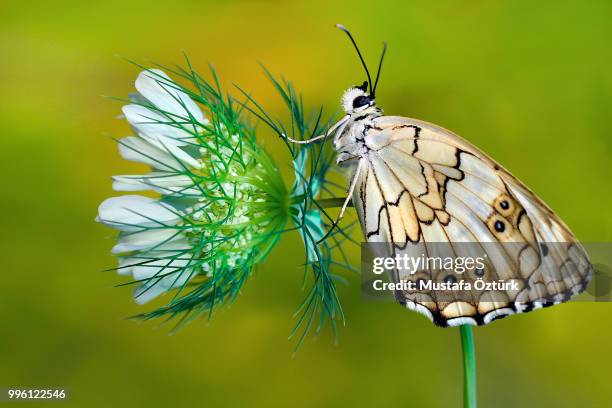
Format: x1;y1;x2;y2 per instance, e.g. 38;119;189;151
1;1;611;407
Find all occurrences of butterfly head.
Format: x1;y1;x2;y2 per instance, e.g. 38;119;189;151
341;81;376;114
335;24;387;116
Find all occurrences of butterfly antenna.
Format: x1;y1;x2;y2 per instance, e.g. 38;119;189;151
335;24;373;95
372;42;387;98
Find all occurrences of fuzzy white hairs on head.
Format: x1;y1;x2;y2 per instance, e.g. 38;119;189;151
341;87;367;113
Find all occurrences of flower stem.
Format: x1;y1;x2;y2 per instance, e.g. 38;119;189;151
460;325;477;408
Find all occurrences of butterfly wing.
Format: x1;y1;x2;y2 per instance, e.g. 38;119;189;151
353;115;592;326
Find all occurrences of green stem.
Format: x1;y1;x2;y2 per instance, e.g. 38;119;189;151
460;325;477;408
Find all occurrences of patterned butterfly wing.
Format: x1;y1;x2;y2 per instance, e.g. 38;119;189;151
352;115;592;326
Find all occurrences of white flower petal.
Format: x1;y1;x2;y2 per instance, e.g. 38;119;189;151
117;136;182;171
130;257;192;281
117;238;194;271
117;257;135;276
139;133;202;169
133;268;193;304
133;283;166;304
97;195;180;231
112;173;196;195
138;237;193;253
122;104;197;146
135;69;205;124
111;228;183;254
119;248;190;272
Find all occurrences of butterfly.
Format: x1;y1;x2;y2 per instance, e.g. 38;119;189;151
285;25;592;327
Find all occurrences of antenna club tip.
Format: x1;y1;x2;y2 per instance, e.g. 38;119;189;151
335;23;347;30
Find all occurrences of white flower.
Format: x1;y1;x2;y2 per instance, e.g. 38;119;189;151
98;69;208;303
98;65;293;321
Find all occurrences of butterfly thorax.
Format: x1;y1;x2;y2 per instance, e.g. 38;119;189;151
333;87;383;165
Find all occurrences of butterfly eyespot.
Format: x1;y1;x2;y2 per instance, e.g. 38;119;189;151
494;195;514;216
494;220;505;232
474;267;485;277
444;275;457;284
352;95;370;109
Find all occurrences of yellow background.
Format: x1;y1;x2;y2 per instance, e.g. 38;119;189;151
1;1;611;407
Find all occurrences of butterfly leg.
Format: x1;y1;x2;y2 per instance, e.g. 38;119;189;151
316;159;363;244
338;160;363;220
283;134;327;144
283;115;350;144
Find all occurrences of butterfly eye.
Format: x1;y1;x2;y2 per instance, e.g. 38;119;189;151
352;95;370;109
